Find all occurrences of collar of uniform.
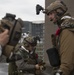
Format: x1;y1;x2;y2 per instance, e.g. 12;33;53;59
21;46;29;53
61;16;74;28
21;46;34;54
61;16;74;20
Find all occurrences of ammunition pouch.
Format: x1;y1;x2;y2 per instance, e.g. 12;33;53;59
46;47;60;67
0;13;23;57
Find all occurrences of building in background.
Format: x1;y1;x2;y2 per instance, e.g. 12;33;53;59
23;20;45;60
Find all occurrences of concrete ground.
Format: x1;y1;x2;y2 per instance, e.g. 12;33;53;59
0;63;8;75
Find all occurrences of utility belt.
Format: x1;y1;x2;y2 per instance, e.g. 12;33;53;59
16;69;35;74
12;70;33;75
12;69;41;75
20;70;41;75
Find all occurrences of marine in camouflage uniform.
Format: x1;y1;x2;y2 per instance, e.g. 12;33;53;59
8;36;45;75
45;1;74;75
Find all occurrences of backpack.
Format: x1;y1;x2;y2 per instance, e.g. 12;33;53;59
0;13;24;57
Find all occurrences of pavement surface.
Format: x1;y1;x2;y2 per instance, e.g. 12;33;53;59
0;63;8;75
0;55;8;75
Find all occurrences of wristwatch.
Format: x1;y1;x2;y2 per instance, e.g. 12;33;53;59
0;45;2;56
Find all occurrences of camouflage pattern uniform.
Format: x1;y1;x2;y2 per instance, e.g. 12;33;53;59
14;47;37;75
8;36;43;75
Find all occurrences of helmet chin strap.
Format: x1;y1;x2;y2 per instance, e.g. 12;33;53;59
53;11;60;24
55;12;62;25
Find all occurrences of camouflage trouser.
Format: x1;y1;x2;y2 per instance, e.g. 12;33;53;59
8;62;18;75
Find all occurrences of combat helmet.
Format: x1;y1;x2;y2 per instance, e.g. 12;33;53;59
46;1;68;15
23;36;40;47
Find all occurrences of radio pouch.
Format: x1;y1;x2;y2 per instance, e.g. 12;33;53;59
46;47;60;67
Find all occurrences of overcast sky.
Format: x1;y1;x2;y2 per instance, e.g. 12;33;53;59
0;0;45;21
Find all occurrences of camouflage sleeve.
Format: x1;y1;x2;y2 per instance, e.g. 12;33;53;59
16;60;35;71
15;50;36;71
